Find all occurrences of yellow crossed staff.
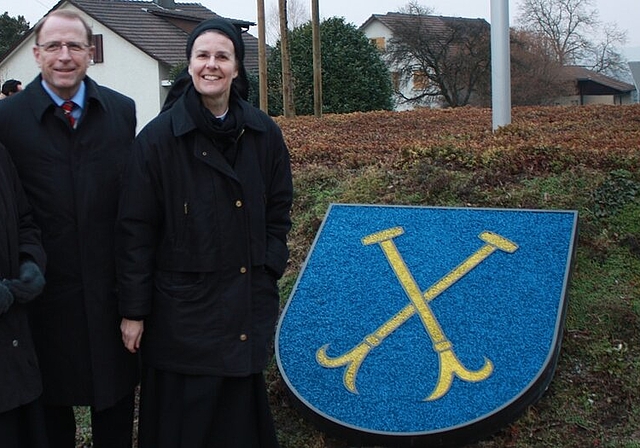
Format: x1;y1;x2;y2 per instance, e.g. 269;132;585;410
316;227;518;401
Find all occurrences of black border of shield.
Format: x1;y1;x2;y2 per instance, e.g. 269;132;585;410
275;204;579;448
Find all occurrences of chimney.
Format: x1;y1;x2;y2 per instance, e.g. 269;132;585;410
155;0;176;9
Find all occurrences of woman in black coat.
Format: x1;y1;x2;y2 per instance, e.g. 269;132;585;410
117;18;293;448
0;143;47;448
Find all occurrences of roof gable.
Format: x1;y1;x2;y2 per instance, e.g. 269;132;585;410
361;12;489;36
563;65;635;93
73;0;217;66
4;0;259;71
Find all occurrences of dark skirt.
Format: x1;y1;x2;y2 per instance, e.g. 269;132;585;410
138;367;279;448
0;398;49;448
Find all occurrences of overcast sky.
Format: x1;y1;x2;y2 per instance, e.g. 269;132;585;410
3;0;639;54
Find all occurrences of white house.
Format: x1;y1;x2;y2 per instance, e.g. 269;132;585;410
360;12;491;111
0;0;258;131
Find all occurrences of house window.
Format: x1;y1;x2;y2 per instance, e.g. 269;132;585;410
412;70;429;90
369;37;386;50
391;72;400;91
92;34;104;64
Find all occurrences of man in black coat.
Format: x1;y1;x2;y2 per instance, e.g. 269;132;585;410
0;10;138;448
0;143;47;448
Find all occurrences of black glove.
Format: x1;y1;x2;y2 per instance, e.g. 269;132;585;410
4;261;46;304
0;281;14;315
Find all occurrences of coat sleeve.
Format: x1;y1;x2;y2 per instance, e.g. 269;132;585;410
116;131;162;318
5;146;46;272
264;123;293;278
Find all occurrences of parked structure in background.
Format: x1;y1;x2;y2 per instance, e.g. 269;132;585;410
0;0;258;130
556;66;636;105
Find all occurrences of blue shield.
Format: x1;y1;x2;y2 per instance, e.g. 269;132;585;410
276;204;578;446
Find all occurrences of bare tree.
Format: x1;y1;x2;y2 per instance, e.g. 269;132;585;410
516;0;627;76
267;0;309;44
510;29;574;105
385;3;491;108
398;0;432;15
584;23;628;77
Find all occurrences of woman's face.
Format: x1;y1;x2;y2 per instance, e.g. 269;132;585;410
188;31;238;106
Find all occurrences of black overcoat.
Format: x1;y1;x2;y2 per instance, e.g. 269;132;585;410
116;91;293;376
0;75;139;410
0;144;46;413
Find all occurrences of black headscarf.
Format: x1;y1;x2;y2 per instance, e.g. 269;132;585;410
186;18;245;63
162;18;249;112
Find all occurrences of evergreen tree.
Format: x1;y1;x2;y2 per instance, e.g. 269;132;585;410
268;17;393;116
0;12;30;57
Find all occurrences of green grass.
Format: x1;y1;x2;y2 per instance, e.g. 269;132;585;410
74;406;92;447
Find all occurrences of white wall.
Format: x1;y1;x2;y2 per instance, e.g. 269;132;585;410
362;21;393;48
361;20;433;111
555;94;634;106
0;34;40;91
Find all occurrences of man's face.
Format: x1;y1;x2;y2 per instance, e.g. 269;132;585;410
33;15;94;99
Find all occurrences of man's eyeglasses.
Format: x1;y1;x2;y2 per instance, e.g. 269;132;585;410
36;41;91;53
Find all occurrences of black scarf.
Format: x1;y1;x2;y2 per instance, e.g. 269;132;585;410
184;85;244;167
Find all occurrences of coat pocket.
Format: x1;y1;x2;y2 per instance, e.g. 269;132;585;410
154;270;205;293
151;271;227;355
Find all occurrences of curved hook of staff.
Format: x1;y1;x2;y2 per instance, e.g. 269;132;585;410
316;302;418;393
316;332;384;393
426;342;494;401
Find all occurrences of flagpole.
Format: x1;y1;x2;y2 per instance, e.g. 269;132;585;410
491;0;511;130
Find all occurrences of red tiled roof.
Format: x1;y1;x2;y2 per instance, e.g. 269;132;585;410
361;12;489;36
34;0;259;70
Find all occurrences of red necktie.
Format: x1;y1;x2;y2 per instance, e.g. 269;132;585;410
61;100;76;127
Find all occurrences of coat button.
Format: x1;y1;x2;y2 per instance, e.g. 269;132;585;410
235;200;242;207
240;266;247;274
12;339;19;347
239;334;248;341
202;151;208;156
